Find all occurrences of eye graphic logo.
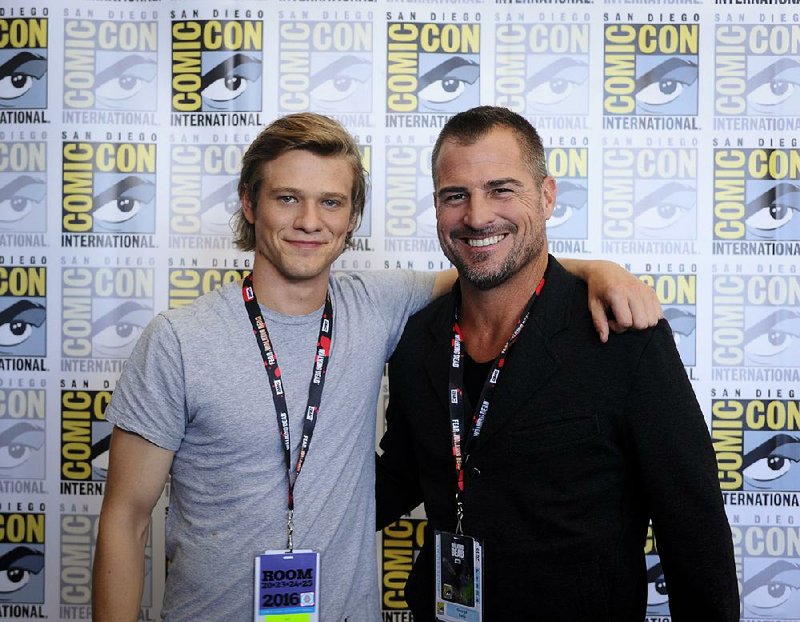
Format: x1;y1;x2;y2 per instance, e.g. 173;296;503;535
604;24;699;117
714;148;800;242
0;19;48;110
0;513;45;604
0;172;46;233
645;557;669;615
715;25;800;117
172;21;263;113
744;308;800;368
63;20;157;111
386;22;480;114
279;21;372;114
546;148;588;239
745;181;800;241
0;266;46;358
603;148;697;241
494;23;589;117
384;143;436;240
0;421;45;479
62;142;157;235
61;267;154;361
733;525;800;620
743;432;800;492
91;300;151;360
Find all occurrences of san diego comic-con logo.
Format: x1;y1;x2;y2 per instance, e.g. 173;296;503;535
278;12;373;124
545;145;588;248
644;525;670;616
715;21;800;130
601;141;698;254
60;511;153;611
712;274;800;376
0;385;45;481
0;14;48;122
383;139;439;252
170;12;264;126
168;265;250;309
60;390;111;493
0;266;46;360
713;146;800;253
731;524;800;619
0;512;45;607
386;14;480;127
494;17;589;126
169;139;247;247
0;136;46;243
62;12;158;123
61;138;157;248
382;518;426;618
712;398;800;493
60;267;154;371
603;17;699;130
638;272;697;367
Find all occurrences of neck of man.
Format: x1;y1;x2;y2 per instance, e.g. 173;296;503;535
458;252;548;363
249;254;330;316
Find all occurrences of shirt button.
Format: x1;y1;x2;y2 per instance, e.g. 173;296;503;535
469;466;481;479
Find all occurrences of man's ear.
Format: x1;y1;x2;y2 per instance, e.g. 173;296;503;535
241;193;256;224
541;176;557;220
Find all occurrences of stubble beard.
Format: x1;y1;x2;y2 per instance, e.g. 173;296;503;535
441;225;546;291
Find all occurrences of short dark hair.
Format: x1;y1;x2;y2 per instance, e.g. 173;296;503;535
431;106;548;187
234;113;367;250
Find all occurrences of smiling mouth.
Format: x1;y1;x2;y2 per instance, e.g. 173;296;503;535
465;234;505;248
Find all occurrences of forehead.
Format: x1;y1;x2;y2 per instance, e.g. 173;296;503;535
260;150;355;193
436;128;530;183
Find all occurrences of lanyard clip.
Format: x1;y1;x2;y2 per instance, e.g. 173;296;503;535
287;509;294;552
455;499;464;535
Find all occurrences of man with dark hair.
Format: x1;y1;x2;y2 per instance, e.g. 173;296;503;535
377;106;739;621
92;112;661;621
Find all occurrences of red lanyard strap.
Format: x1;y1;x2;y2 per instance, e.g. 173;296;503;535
447;277;546;531
242;274;333;549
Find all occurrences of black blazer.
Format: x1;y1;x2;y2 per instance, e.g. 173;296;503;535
377;257;739;621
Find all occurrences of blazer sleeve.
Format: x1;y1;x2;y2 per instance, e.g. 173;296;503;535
375;355;425;530
625;320;740;621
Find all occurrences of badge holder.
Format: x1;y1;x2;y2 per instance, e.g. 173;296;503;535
254;549;320;622
434;530;483;622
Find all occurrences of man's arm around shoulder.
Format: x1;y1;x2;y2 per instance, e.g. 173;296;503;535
92;427;174;621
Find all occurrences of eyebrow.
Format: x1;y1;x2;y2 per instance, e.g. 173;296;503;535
436;179;523;200
271;187;349;201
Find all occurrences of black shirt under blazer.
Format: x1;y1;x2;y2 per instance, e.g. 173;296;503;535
377;256;739;621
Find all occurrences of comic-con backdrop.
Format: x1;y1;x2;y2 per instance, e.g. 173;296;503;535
0;0;798;619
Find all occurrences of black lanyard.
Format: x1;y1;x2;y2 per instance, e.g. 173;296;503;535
447;277;546;533
241;274;333;550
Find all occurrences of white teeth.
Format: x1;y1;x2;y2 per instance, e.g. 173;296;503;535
466;235;504;248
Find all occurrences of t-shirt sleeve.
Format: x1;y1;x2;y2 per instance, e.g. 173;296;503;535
105;313;187;452
349;269;436;357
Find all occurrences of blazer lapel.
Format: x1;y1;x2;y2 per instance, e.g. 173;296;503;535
467;257;575;451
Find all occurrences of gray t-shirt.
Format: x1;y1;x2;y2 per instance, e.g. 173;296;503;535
107;270;435;621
